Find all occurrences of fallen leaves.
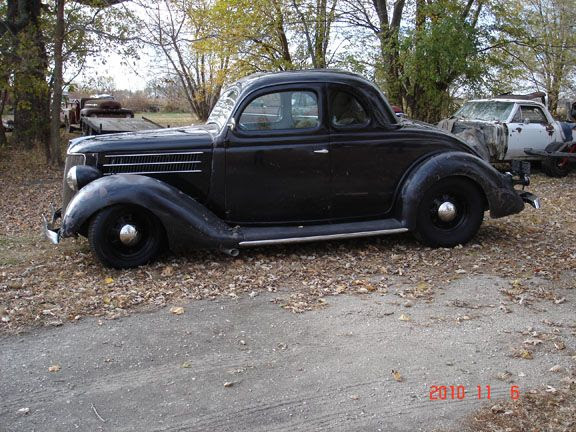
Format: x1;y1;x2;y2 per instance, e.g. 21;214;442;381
1;146;576;332
398;313;411;322
514;349;534;360
169;306;185;315
48;364;61;372
391;370;404;382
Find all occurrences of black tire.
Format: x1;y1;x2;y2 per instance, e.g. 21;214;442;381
541;156;571;177
414;177;484;248
88;205;165;268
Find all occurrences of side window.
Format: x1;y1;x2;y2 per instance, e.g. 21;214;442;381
239;91;319;131
331;90;369;127
519;105;548;124
511;107;523;123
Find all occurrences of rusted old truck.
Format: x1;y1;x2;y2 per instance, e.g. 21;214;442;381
60;95;161;136
438;97;576;177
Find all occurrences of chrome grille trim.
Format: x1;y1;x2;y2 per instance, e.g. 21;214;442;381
104;152;203;158
102;151;203;175
102;161;201;167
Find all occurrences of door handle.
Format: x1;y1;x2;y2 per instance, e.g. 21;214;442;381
313;149;329;154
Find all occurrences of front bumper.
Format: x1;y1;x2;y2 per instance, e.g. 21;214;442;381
519;191;540;209
42;204;62;245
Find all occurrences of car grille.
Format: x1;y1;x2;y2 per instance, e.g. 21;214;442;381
62;153;86;211
102;152;203;175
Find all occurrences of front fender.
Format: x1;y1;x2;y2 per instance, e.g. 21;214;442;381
398;152;524;229
60;175;240;249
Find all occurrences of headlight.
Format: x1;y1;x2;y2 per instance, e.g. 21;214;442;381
66;166;79;191
66;165;101;191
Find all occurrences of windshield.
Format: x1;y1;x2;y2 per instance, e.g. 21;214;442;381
207;87;239;130
454;101;515;122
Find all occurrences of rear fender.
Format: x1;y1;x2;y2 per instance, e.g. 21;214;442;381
398;152;524;229
60;175;239;249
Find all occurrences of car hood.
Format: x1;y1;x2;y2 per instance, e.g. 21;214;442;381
399;118;483;157
67;124;218;154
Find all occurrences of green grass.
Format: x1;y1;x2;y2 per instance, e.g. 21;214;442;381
134;112;199;128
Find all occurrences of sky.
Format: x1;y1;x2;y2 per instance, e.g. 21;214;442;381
68;2;156;92
75;51;153;91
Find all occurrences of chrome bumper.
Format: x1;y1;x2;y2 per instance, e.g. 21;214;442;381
519;191;541;209
42;204;61;244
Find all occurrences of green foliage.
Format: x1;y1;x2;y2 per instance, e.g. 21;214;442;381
394;1;488;121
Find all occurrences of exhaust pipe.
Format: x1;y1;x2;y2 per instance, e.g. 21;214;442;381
221;248;240;257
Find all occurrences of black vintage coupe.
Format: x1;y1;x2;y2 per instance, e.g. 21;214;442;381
44;70;539;268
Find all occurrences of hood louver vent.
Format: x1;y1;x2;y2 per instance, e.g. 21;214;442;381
102;152;203;175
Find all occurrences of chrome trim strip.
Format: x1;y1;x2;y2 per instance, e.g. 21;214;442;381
239;228;409;246
104;151;203;158
103;161;201;167
103;170;202;175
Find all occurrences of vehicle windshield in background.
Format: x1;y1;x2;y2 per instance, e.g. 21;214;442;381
207;88;239;130
454;101;515;121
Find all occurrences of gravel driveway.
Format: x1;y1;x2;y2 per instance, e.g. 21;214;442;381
1;274;574;432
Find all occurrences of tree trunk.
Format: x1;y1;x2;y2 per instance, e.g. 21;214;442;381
0;90;7;147
49;0;65;167
10;0;50;153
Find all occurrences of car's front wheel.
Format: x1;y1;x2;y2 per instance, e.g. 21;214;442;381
414;177;484;248
88;205;165;268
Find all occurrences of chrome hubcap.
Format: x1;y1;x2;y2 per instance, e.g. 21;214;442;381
119;224;139;246
437;202;457;222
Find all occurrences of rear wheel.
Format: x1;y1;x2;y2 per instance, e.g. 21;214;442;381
88;205;165;268
542;156;571;177
414;178;484;248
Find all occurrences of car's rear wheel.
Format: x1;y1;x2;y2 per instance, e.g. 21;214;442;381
88;205;165;268
414;177;484;248
542;156;571;177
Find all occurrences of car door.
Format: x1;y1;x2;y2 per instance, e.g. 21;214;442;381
224;84;331;224
506;104;557;159
328;84;406;220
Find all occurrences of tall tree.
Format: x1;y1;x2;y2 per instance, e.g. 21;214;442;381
492;0;576;115
340;0;486;122
135;0;230;121
211;0;297;73
1;0;51;154
292;0;339;68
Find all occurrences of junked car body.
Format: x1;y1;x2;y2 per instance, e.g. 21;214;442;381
44;70;539;268
438;98;576;176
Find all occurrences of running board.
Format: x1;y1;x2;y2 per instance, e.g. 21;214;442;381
239;219;408;247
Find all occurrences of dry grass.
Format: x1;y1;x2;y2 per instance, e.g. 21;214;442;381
134;112;198;128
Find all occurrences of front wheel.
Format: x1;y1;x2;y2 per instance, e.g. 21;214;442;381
414;178;484;248
88;205;165;268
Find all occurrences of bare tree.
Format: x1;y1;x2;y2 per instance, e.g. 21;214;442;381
134;0;229;121
494;0;576;115
292;0;339;68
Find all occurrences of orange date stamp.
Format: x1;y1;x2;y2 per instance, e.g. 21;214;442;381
429;385;520;401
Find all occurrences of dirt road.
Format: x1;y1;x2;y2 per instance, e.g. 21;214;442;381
1;275;574;432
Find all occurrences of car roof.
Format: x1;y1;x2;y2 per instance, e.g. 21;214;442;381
232;69;381;94
466;98;546;108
